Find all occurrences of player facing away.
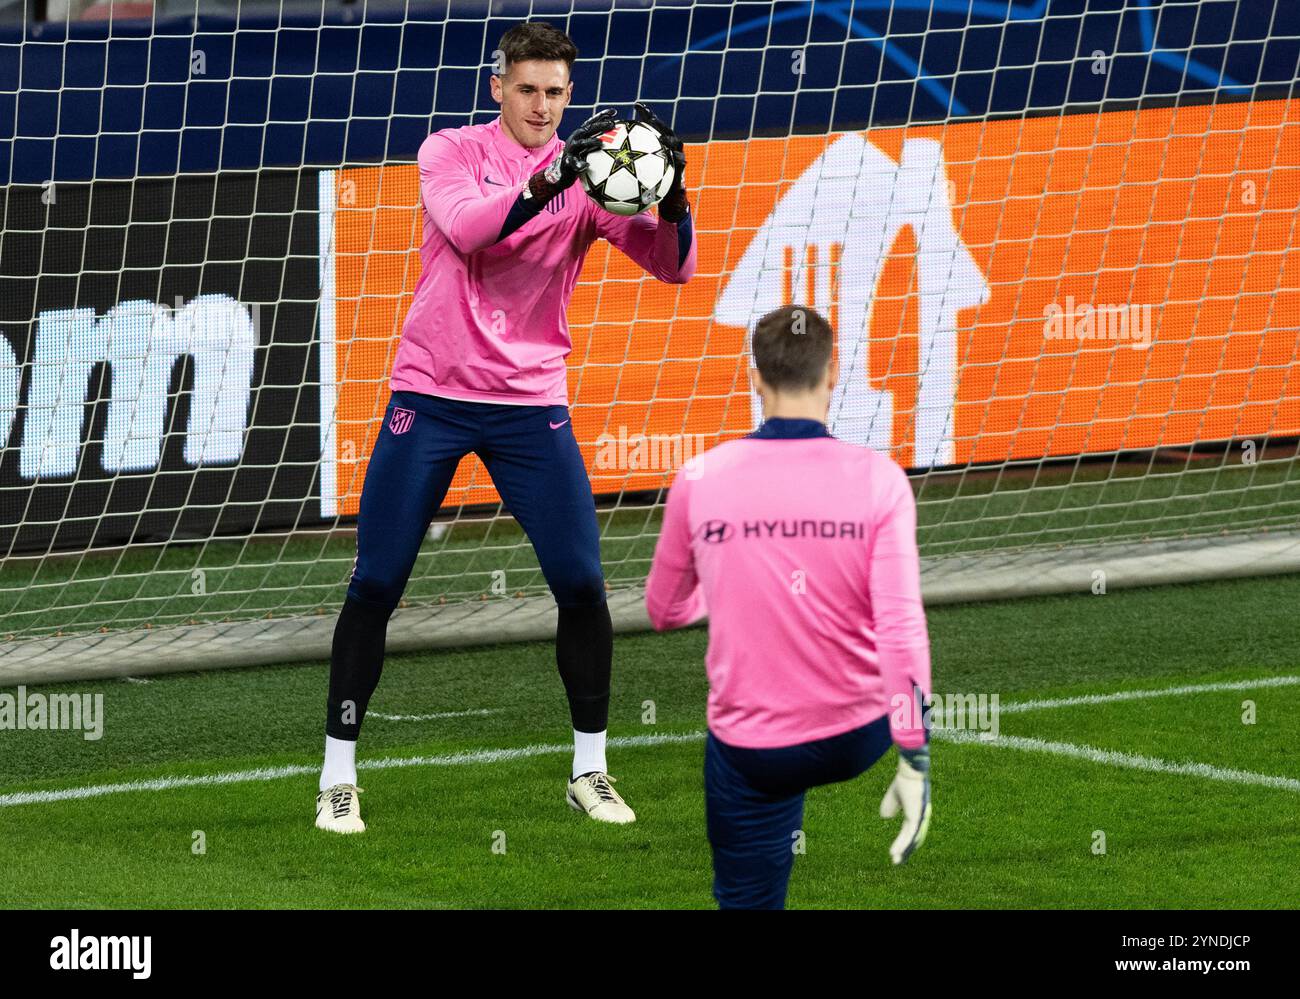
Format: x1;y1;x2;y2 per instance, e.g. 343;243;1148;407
315;20;696;833
644;305;933;908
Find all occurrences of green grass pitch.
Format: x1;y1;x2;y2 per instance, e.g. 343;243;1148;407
2;572;1299;909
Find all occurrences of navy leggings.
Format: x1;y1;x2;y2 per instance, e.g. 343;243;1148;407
348;390;606;611
705;714;894;909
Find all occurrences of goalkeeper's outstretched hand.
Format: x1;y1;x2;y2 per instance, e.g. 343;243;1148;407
633;101;689;222
543;107;618;190
879;744;931;865
633;101;686;184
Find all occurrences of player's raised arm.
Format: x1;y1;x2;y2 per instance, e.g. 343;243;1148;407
419;108;615;254
594;103;697;284
645;464;706;630
497;107;619;241
418;132;522;255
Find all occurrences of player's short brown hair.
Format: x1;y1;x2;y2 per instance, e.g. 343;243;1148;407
751;305;835;392
495;21;578;74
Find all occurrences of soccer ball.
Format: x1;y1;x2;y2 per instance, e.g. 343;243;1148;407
579;120;676;216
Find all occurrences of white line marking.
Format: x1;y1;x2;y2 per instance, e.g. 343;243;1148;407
936;728;1300;793
8;673;1300;809
0;732;706;809
1000;675;1300;715
368;708;500;722
0;764;318;808
118;677;151;685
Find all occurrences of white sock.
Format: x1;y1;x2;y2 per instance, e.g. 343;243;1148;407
320;735;358;792
572;729;608;780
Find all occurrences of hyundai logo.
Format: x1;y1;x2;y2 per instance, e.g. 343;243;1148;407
697;520;734;544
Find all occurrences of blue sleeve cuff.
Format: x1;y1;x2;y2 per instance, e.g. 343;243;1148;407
674;210;694;270
495;191;544;244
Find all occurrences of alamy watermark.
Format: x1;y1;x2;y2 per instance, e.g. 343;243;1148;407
891;691;1000;740
1044;297;1152;348
593;426;705;472
0;686;104;741
50;930;150;979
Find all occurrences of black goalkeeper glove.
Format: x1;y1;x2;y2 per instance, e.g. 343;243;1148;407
633;101;689;222
528;107;617;204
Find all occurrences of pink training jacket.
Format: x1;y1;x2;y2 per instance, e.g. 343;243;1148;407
392;115;697;407
645;420;932;750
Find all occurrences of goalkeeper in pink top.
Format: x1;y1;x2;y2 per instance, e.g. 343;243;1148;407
316;21;696;834
645;305;933;908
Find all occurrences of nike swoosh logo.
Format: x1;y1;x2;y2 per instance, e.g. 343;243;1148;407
549;420;570;430
484;176;505;185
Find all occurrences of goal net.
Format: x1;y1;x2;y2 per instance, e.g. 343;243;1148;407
2;0;1299;683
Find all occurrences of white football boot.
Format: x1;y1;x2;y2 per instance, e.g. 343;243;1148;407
566;772;636;824
315;783;366;834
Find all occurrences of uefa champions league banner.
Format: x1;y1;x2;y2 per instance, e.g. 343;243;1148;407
0;171;322;554
318;98;1300;519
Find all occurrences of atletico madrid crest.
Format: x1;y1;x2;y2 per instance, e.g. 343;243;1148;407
389;407;415;435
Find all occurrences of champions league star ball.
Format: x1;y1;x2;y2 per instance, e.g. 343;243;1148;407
579;120;676;216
